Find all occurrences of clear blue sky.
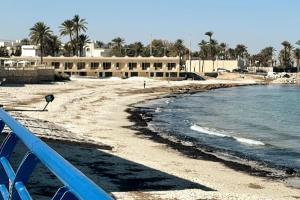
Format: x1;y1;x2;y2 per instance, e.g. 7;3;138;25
1;0;299;54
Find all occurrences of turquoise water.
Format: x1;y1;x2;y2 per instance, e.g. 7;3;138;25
143;85;300;172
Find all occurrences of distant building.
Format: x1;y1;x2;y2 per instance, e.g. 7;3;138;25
21;45;38;57
0;40;21;55
84;43;111;57
186;59;239;73
2;56;182;78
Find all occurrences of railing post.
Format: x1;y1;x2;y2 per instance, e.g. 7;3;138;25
10;152;38;200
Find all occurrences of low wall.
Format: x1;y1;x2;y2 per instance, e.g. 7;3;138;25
186;60;238;73
0;67;55;84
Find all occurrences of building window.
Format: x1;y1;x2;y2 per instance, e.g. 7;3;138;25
103;62;111;70
141;63;150;70
77;62;86;70
156;72;164;77
64;62;73;70
116;62;120;70
131;72;138;77
154;63;162;70
91;62;99;69
170;72;178;77
167;63;176;70
51;62;60;69
128;63;137;70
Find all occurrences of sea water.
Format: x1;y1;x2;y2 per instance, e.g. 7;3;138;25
142;85;300;172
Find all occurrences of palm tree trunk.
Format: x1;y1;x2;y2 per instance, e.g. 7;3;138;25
69;33;74;56
40;40;43;64
76;30;79;56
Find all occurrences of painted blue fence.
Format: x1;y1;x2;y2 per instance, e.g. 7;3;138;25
0;109;113;200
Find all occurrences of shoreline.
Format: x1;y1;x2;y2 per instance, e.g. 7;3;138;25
125;83;299;179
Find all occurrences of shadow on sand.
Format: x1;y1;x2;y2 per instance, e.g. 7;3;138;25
7;138;215;199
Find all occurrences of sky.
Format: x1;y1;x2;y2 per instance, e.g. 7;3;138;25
0;0;299;55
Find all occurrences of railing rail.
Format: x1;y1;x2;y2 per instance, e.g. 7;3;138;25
0;109;112;200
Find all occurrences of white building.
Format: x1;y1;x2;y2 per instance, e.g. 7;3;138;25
21;45;38;57
84;43;111;57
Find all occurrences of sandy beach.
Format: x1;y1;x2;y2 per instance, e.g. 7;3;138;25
1;75;300;200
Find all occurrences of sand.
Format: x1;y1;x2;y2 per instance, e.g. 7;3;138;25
1;76;299;200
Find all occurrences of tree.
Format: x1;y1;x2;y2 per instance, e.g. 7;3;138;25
235;44;248;59
78;34;90;56
111;37;125;56
29;22;52;63
210;39;220;70
219;43;228;60
150;39;165;57
252;47;275;68
0;47;9;57
63;42;73;57
21;38;30;45
205;31;213;59
227;48;236;59
126;42;144;57
95;41;105;48
198;40;209;72
59;20;75;55
45;35;62;56
72;15;88;56
168;39;187;57
280;41;293;68
293;48;300;69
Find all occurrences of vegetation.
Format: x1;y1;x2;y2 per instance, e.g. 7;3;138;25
1;16;300;72
29;22;52;63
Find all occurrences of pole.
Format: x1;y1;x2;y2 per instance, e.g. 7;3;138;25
150;34;153;56
189;39;192;72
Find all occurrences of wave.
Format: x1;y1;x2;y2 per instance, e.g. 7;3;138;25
155;107;162;113
190;125;265;146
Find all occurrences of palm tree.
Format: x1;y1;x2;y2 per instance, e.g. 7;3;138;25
129;42;144;57
173;39;186;57
198;40;208;72
235;44;247;59
205;31;213;59
78;34;90;56
219;43;227;60
295;41;300;72
293;49;300;70
281;41;292;68
46;35;62;56
29;22;52;63
96;41;105;48
210;39;219;71
72;15;88;56
112;37;125;56
59;20;74;55
205;31;213;42
21;38;30;45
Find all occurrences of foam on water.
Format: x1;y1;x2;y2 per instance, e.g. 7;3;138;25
191;125;264;146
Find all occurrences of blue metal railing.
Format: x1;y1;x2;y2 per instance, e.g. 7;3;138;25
0;109;113;200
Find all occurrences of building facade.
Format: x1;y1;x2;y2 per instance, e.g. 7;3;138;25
45;56;181;78
186;59;239;73
10;56;181;78
84;43;111;57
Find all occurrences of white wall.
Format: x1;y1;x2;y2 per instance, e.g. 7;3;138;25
84;43;111;57
21;45;37;57
186;60;239;73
